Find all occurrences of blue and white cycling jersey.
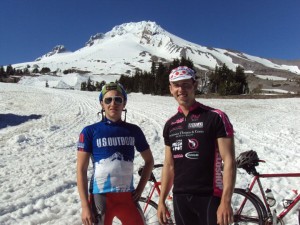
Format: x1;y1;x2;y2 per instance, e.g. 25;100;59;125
78;118;149;194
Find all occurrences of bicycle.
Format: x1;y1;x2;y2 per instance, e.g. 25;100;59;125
232;150;300;225
137;164;175;225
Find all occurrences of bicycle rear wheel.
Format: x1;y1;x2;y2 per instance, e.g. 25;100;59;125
111;197;174;224
139;197;175;225
111;198;159;225
232;188;264;225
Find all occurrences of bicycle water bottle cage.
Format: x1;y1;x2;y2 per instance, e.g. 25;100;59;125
236;150;260;175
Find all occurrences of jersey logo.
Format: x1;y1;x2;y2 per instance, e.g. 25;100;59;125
170;125;183;132
191;114;201;121
173;154;184;158
214;153;223;190
188;139;199;150
188;122;203;129
171;117;184;125
172;139;182;151
96;136;135;148
185;152;199;159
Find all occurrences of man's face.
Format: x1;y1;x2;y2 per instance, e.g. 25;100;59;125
169;79;197;107
100;90;125;121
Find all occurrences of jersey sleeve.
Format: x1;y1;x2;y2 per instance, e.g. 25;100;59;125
77;127;93;152
133;125;149;152
213;110;234;138
163;121;171;146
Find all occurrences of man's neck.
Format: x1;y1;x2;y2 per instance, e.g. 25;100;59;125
179;100;197;116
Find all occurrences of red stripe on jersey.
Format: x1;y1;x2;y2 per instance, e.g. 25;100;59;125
79;133;84;142
212;109;234;137
78;133;85;151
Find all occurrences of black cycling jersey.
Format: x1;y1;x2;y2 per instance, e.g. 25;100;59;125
163;101;234;196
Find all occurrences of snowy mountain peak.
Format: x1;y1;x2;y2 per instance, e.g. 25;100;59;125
13;20;300;80
85;33;105;47
109;21;164;37
35;45;69;61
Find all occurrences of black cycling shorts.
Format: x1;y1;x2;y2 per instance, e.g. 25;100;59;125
173;194;221;225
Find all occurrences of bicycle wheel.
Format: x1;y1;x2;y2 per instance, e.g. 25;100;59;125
111;198;158;225
241;189;268;220
139;197;175;225
232;188;264;225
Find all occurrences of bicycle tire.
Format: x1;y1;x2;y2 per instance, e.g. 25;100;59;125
139;197;175;225
237;188;268;220
111;197;159;225
111;197;160;225
232;188;264;225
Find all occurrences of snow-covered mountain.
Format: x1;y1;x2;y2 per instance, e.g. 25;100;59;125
12;21;300;78
35;45;70;61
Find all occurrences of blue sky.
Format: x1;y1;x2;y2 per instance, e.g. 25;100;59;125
1;0;300;66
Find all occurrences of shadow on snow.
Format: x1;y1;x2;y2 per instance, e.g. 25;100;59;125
0;113;42;129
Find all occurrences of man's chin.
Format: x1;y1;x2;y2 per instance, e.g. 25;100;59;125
177;99;189;106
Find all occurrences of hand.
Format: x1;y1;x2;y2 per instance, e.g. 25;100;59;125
157;202;170;225
81;205;95;225
217;202;234;225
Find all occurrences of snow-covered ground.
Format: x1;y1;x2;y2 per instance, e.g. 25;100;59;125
0;79;300;224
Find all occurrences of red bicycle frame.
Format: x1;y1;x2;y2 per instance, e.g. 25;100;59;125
247;172;300;220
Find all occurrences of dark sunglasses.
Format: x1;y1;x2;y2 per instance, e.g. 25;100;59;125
103;96;124;105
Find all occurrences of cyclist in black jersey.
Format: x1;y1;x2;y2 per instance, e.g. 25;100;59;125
157;66;236;225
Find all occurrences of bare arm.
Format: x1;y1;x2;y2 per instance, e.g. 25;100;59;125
157;145;174;224
132;148;154;201
217;137;236;225
77;151;94;225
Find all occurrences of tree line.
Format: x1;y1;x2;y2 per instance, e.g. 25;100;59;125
116;57;248;96
119;57;195;95
0;65;52;82
2;57;249;96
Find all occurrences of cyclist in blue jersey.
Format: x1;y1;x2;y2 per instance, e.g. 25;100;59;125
157;66;236;225
77;82;154;225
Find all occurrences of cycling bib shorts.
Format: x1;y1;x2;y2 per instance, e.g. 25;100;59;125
173;194;221;225
90;192;146;225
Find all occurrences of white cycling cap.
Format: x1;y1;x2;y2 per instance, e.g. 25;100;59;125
169;66;196;82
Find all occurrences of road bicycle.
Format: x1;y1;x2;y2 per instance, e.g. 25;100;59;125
233;150;300;224
137;153;300;225
136;164;175;225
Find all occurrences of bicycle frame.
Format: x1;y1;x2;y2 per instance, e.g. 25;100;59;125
138;164;174;221
246;172;300;221
143;180;161;210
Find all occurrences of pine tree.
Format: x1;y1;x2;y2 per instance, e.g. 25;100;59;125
154;63;167;95
0;66;5;78
81;82;87;91
208;64;248;95
6;65;14;75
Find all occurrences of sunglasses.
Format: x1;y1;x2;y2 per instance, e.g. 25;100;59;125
103;96;124;105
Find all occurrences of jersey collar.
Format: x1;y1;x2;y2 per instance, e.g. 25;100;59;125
103;117;123;124
177;101;201;114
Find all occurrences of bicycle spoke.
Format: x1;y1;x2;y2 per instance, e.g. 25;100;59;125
232;189;264;225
